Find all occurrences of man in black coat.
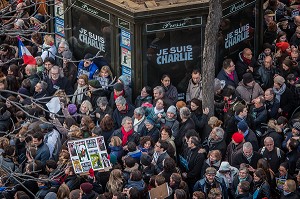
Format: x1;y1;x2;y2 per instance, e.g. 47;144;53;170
236;181;252;199
235;48;257;81
237;121;259;152
232;142;262;170
112;96;135;129
45;65;73;95
255;56;276;90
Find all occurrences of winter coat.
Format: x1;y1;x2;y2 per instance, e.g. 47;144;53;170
44;129;61;161
232;151;262;169
125;180;146;192
175;118;195;149
154;151;170;174
45;76;73;95
193;176;228;199
163;84;178;104
0;111;11;132
63;62;77;86
36;186;50;199
225;141;244;165
280;192;300;199
217;68;239;88
109;145;123;164
186;79;203;102
265;98;280;119
162;117;179;138
41;45;57;61
77;61;98;80
135;95;152;107
94;106;113;125
0;156;16;173
65;174;81;191
191;111;208;136
217;166;239;188
112;104;135;129
252;180;271;199
285;149;300;175
232;175;253;196
235;51;257;81
35;142;50;166
133;116;146;135
236;81;264;104
182;146;205;185
139;126;160;143
275;86;295;118
258;146;285;173
110;128;140;146
244;129;259;152
251;106;268;131
236;193;253;199
256;65;276;90
81;190;99;199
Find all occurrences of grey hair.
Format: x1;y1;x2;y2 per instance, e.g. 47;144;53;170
243;142;253;150
121;116;132;126
180;107;191;119
115;96;126;106
51;65;64;77
264;137;274;143
97;97;108;106
153;86;165;95
39;81;48;90
59;40;70;51
214;127;224;139
26;64;37;75
134;107;145;116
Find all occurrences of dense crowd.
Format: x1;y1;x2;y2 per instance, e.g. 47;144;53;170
1;0;300;199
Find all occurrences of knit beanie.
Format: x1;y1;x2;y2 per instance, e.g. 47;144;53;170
232;132;244;143
276;42;290;52
167;105;176;115
80;182;93;194
237;121;248;132
274;75;285;85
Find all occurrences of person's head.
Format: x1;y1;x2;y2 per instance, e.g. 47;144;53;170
264;88;274;101
243;48;252;60
45;160;57;173
190;98;202;112
210;127;224;141
235;104;247;117
263;56;273;69
99;65;112;78
34;81;47;93
161;74;171;87
170;173;182;187
97;97;108;110
83;53;94;67
282;59;292;71
153;86;164;100
77;74;88;87
3;145;15;158
231;132;244;145
69;189;81;199
166;105;177;118
121;117;133;132
99;115;114;132
163;157;176;172
144;118;155;131
155;175;165;187
58;40;69;53
283;179;297;193
242;142;253;158
276;31;287;43
154;140;169;153
180;107;191;120
43;35;54;46
223;58;235;72
237;121;248;133
14;191;30;199
110;136;122;147
139;136;152;149
292;122;300;136
50;66;60;80
44;57;55;71
238;166;249;179
80;100;93;114
32;132;44;146
208;150;222;162
155;99;164;110
242;73;254;86
115;96;127;111
174;189;187;199
205;167;217;183
288;138;299;151
192;191;205;199
291;50;299;61
253;96;265;109
264;137;274;151
140;86;151;98
253;168;266;182
274;75;285;90
160;126;172;140
238;181;250;194
278;162;289;177
191;69;201;84
187;136;200;149
25;64;37;76
207;188;222;199
57;183;70;199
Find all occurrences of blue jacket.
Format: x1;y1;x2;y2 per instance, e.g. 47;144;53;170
193;176;228;199
35;142;50;165
217;68;239;88
77;61;99;80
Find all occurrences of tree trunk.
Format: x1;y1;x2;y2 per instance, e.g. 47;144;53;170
202;0;222;117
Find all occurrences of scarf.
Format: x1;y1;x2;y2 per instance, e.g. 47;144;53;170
119;104;129;114
133;116;145;132
114;90;124;100
241;54;251;65
243;129;249;138
72;85;87;104
154;107;164;114
273;83;286;102
121;126;133;146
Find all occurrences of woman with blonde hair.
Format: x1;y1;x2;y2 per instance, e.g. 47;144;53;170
68;125;83;139
107;169;124;194
57;183;70;199
41;35;57;61
109;136;123;165
79;100;93;115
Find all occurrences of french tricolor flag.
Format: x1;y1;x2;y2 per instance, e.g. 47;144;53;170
18;37;36;65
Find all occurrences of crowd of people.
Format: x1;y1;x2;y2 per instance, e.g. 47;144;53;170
1;0;300;199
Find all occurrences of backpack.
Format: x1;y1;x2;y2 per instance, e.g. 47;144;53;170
260;146;281;158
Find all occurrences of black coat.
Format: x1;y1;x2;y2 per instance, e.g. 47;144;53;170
258;147;285;173
252;180;271;199
232;151;263;169
45;76;73;95
236;193;253;199
256;65;276;90
235;51;257;81
65;174;81;191
175;118;195;149
276;86;296;118
139;126;159;143
280;192;300;199
112;104;135;129
110;128;140;146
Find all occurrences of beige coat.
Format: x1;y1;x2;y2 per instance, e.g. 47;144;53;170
186;79;203;102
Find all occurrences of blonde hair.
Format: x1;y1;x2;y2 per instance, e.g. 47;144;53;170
107;169;124;194
81;100;93;114
110;136;122;147
68;125;83;139
43;35;54;46
208;116;223;128
100;65;113;77
207;150;222;161
57;183;70;199
0;138;9;149
208;188;222;199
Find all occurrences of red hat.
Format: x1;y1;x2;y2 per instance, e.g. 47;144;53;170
232;132;244;143
276;42;290;52
80;182;93;194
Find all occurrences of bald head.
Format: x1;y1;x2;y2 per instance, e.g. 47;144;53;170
295;16;300;26
243;48;252;60
264;56;272;68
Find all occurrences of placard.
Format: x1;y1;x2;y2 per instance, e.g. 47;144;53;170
120;29;131;50
54;0;64;20
121;47;131;68
68;136;111;174
55;17;64;37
